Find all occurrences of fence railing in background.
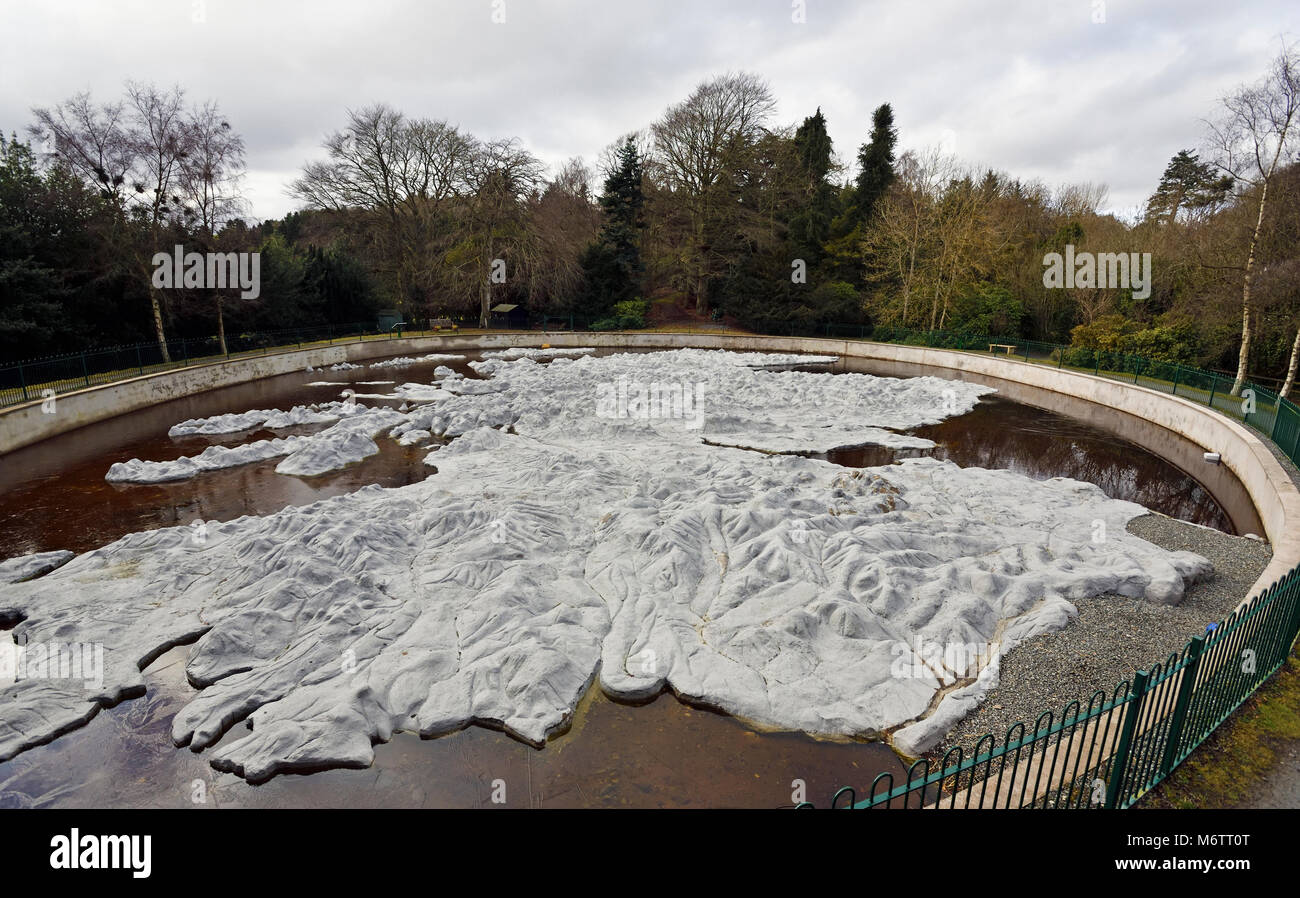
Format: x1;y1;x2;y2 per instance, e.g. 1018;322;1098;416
0;315;496;410
855;324;1300;467
0;320;397;409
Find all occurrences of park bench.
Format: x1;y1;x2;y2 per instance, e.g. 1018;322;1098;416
988;343;1017;355
431;318;458;331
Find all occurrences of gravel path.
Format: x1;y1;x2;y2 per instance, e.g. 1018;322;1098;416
930;513;1273;760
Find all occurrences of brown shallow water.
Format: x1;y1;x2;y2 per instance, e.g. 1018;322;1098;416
0;360;460;557
822;395;1238;533
0;347;1258;807
0;644;905;809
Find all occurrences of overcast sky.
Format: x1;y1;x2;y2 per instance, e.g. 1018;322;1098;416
2;0;1296;222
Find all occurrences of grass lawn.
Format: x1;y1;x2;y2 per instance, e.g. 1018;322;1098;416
1142;647;1300;809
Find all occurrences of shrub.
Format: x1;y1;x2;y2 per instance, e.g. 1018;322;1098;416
806;281;863;322
590;298;648;331
947;283;1024;335
1063;314;1202;371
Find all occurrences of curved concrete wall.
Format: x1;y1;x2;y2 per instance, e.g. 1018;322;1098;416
3;331;1298;594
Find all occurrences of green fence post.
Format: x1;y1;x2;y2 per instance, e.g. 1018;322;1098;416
1207;377;1217;410
80;352;90;387
1158;636;1206;778
1105;669;1150;809
1171;366;1181;396
18;361;29;402
136;345;144;375
1285;573;1300;653
182;339;189;365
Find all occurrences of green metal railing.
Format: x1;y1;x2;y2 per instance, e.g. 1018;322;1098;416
0;319;459;410
0;314;497;410
802;561;1300;809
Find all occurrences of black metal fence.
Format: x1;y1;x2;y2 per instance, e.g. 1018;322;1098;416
0;321;384;408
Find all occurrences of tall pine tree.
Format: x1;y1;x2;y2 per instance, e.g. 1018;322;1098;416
854;103;897;224
578;138;644;317
1144;149;1233;224
789;108;837;266
821;102;899;284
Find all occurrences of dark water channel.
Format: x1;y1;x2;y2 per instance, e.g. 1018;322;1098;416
823;396;1236;533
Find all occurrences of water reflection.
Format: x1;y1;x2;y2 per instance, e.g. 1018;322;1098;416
0;645;906;809
823;396;1233;532
0;357;478;557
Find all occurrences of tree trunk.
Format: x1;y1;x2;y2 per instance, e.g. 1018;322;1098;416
149;286;171;363
929;269;946;331
694;213;708;315
1281;326;1300;400
938;258;959;330
479;245;492;329
1230;179;1270;395
148;219;172;363
901;225;918;327
216;293;227;357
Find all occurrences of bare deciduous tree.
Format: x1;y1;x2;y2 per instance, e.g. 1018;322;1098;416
1207;42;1300;395
451;138;545;327
650;72;776;313
29;92;132;202
292;104;476;317
178;101;247;355
517;158;599;312
32;83;198;361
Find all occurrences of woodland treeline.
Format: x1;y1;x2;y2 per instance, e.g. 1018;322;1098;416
2;46;1298;395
